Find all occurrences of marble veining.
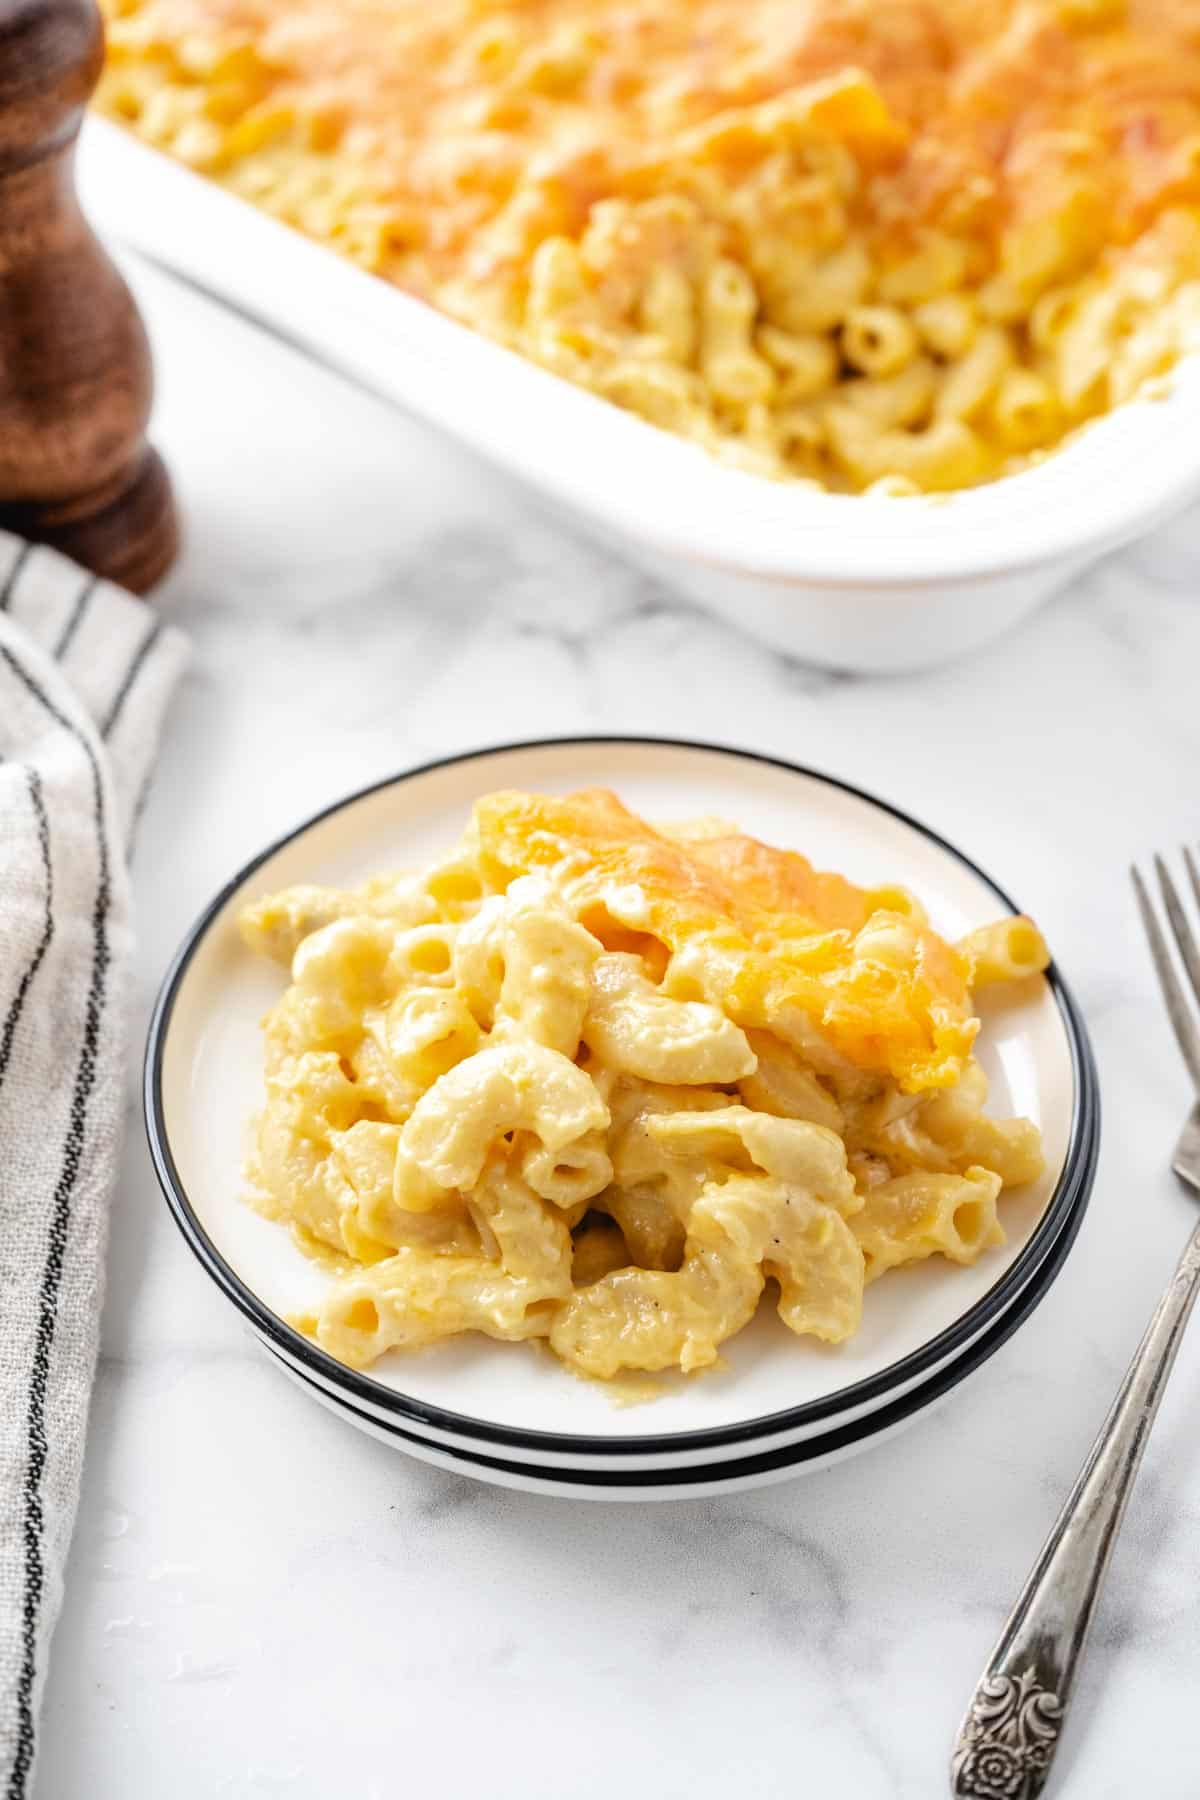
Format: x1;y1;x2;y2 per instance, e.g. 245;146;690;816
34;252;1200;1800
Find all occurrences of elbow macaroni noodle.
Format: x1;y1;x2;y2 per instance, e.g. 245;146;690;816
98;0;1200;492
239;788;1051;1381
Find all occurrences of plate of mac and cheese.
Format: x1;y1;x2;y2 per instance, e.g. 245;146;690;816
84;4;1200;671
146;741;1098;1483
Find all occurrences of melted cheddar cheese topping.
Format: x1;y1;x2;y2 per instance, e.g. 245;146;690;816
472;787;977;1092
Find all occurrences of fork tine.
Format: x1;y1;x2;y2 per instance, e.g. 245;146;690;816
1133;863;1200;1091
1184;845;1200;917
1155;854;1200;1013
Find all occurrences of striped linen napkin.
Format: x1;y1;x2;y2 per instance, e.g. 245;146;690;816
0;535;187;1797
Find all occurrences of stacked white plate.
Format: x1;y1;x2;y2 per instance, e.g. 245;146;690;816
145;739;1100;1500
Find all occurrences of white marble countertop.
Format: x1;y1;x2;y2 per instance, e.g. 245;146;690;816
35;252;1200;1799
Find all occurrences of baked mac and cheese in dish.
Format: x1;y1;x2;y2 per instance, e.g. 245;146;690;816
99;0;1200;492
239;789;1051;1381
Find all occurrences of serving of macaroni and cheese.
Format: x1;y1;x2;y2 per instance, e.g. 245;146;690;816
98;1;1200;492
238;788;1050;1382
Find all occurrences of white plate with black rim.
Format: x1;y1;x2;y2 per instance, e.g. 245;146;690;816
145;738;1100;1480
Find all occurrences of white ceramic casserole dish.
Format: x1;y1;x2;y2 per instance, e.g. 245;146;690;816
79;118;1200;672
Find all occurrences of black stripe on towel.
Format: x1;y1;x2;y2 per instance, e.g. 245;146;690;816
101;619;163;740
0;544;33;613
53;574;98;661
0;646;111;1800
0;767;54;1093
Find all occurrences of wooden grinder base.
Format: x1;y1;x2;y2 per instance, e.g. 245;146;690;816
0;0;178;595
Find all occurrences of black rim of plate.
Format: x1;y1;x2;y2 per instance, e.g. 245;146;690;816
144;735;1101;1458
263;1142;1090;1488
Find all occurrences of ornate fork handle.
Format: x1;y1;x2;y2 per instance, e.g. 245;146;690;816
952;1211;1200;1799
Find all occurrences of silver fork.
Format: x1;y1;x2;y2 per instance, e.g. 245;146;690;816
950;851;1200;1800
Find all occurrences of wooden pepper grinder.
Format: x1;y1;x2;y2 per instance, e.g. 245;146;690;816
0;0;178;593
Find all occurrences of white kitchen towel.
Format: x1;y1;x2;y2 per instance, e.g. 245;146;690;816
0;534;187;1797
